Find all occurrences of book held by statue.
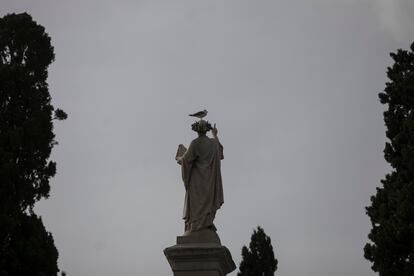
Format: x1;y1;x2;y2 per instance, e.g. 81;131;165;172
175;144;187;160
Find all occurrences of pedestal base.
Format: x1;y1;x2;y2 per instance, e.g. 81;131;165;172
164;230;236;276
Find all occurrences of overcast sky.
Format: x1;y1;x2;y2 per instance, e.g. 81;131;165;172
2;1;414;275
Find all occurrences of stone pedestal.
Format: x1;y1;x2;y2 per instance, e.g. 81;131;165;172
164;230;236;276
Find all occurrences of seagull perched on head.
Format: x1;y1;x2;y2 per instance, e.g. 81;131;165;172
189;109;208;119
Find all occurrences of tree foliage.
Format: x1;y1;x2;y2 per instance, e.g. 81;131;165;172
238;226;278;276
0;12;65;275
0;214;59;276
364;42;414;276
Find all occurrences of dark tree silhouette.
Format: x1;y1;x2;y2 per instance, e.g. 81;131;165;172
0;214;59;276
238;226;278;276
0;12;66;276
364;42;414;276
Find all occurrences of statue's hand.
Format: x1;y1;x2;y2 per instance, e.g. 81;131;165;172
212;123;218;138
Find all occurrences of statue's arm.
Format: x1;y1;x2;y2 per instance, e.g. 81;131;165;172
218;142;224;160
212;123;218;139
212;124;224;160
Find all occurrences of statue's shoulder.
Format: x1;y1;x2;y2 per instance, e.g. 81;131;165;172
190;137;202;147
191;136;213;147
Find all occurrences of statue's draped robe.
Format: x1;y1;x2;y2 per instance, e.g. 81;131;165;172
181;136;224;232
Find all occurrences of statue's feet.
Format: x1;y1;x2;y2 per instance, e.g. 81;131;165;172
178;228;221;244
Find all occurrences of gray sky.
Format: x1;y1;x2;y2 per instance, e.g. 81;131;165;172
2;0;414;275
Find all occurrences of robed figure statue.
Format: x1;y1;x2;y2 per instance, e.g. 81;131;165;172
165;118;236;276
176;120;224;233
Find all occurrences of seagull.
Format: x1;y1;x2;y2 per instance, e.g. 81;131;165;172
189;109;208;119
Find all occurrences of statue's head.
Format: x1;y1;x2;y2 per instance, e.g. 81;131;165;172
191;120;212;135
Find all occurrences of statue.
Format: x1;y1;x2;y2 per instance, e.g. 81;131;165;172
176;117;224;233
164;113;236;276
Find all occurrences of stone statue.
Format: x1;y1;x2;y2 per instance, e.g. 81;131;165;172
165;115;235;276
176;119;224;233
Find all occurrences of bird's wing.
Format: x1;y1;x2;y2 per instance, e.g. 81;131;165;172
189;111;203;117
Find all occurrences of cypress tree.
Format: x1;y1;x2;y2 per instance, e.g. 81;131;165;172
364;42;414;276
238;226;278;276
0;12;66;276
